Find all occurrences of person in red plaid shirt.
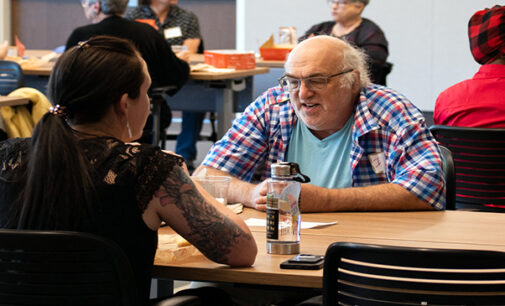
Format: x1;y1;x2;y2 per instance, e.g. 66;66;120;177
300;0;390;85
434;5;505;128
195;36;445;213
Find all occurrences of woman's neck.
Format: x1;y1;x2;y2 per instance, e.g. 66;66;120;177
333;16;362;37
70;123;124;141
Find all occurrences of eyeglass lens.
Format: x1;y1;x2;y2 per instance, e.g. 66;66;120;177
281;76;330;91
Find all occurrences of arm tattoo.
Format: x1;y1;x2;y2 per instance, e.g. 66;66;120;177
156;166;251;263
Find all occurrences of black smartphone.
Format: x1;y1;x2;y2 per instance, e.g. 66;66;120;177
280;254;324;270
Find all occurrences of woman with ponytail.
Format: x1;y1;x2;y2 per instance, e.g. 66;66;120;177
0;35;256;305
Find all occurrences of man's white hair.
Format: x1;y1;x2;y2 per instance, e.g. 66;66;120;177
340;40;371;88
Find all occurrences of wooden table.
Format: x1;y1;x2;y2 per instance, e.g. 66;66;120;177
0;96;30;107
256;59;285;69
153;208;505;289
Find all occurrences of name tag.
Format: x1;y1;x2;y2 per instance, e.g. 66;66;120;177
369;152;386;174
164;26;182;39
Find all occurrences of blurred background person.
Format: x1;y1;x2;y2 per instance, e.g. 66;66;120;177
434;5;505;128
0;36;256;306
299;0;390;85
126;0;205;170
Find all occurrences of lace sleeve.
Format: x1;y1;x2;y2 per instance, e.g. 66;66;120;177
0;138;29;176
135;147;184;212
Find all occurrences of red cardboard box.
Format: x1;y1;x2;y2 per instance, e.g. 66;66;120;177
204;50;256;70
259;47;292;61
259;35;294;61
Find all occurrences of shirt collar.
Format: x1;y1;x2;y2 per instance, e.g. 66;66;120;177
353;87;380;140
474;64;505;79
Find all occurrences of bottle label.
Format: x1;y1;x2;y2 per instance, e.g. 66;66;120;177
266;207;279;239
266;194;278;209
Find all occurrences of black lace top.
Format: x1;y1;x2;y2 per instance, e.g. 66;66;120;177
0;137;184;304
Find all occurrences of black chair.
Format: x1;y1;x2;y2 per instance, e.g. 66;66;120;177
322;242;505;305
439;145;456;210
370;62;393;86
0;229;198;306
139;86;175;146
430;125;505;210
0;60;23;96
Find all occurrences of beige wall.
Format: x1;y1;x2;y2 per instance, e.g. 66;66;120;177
11;0;235;50
0;1;11;43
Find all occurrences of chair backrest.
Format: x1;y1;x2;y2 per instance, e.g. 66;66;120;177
323;242;505;305
0;229;138;306
439;145;456;210
430;125;505;210
370;62;393;86
0;60;24;96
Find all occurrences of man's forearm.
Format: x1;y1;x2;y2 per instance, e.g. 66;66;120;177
193;166;255;206
300;183;433;212
183;38;200;54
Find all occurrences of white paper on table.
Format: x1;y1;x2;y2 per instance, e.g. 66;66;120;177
245;218;337;229
190;63;235;73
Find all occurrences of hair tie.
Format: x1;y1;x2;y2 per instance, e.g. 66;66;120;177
77;40;90;49
49;104;68;118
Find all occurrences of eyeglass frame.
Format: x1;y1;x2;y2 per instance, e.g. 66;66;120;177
327;0;352;6
278;69;354;92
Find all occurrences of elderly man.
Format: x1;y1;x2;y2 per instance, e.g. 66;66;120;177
66;0;189;92
434;5;505;128
300;0;389;85
195;36;445;212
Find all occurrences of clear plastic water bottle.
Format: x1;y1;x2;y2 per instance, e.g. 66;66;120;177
266;162;310;254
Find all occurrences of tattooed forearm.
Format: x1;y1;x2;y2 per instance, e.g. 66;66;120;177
157;166;251;263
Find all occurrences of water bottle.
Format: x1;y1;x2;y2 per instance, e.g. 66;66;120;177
266;162;310;254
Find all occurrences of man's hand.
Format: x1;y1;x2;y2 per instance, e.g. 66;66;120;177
248;180;268;211
175;50;191;63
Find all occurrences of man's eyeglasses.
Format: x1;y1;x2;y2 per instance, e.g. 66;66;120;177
278;69;353;92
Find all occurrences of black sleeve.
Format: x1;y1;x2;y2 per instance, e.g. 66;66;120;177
354;20;389;65
151;32;190;95
299;22;333;42
65;28;86;51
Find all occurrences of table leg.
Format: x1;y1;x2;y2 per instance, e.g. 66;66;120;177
215;80;235;138
152;98;161;146
151;278;174;298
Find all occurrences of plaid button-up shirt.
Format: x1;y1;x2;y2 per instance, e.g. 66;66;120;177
203;85;445;209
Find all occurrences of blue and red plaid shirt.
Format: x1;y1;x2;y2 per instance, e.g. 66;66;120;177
203;84;445;209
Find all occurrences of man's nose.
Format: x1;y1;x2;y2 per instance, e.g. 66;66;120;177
298;80;314;99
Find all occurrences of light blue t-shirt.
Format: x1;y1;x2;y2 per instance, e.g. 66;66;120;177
286;117;353;189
